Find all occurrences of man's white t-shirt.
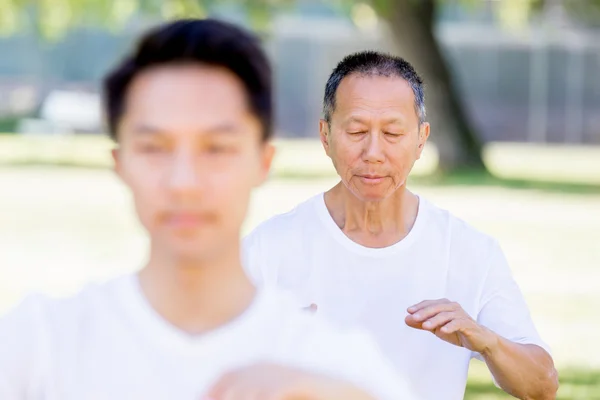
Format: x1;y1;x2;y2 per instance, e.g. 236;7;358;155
243;193;550;400
0;274;417;400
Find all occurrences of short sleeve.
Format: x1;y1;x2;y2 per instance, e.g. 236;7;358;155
0;295;46;399
242;229;265;286
472;241;551;361
242;223;282;288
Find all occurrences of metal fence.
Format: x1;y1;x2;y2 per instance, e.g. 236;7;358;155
272;20;600;145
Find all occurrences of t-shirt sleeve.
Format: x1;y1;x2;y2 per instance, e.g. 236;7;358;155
242;228;267;286
0;295;46;399
242;223;282;288
472;240;551;362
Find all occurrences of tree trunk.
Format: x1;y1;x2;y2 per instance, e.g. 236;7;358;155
375;0;485;173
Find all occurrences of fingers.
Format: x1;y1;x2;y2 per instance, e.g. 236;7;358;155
204;374;231;399
204;363;289;400
409;300;459;323
205;384;263;400
440;318;463;335
421;311;455;332
407;299;448;314
405;313;424;329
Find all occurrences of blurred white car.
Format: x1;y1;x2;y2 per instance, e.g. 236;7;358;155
18;90;102;135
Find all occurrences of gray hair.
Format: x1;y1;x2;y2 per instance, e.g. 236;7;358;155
323;51;426;125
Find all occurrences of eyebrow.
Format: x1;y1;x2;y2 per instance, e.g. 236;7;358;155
382;117;406;125
131;123;241;136
131;124;167;136
204;123;241;135
346;116;367;124
345;116;406;125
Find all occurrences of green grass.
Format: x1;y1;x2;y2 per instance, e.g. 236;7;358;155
2;135;600;188
465;362;600;399
410;169;600;195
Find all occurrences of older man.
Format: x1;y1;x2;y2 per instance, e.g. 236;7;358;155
244;51;558;400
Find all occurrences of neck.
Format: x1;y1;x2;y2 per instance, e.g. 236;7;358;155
138;242;256;335
325;182;419;248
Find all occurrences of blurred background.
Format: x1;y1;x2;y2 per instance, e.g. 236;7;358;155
0;0;599;398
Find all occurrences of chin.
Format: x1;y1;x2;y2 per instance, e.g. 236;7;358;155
171;248;220;266
162;236;216;261
350;187;393;203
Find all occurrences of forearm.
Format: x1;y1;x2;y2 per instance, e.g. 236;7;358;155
482;333;558;399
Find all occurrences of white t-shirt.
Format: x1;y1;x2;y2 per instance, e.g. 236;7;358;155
243;193;551;400
0;274;417;400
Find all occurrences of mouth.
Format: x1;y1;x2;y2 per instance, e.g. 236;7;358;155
357;175;387;184
164;212;211;229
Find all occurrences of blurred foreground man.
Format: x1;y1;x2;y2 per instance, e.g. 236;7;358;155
244;51;558;400
0;22;416;400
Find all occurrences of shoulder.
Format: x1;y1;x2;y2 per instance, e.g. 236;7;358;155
0;292;48;338
0;276;128;395
1;276;125;345
242;195;322;285
0;293;49;396
0;288;92;394
421;196;499;260
244;194;320;245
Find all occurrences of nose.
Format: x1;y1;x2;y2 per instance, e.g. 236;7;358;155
166;148;201;196
362;132;385;164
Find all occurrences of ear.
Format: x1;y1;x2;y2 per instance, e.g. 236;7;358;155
256;142;275;186
416;122;430;160
319;119;331;156
112;147;122;179
111;145;125;182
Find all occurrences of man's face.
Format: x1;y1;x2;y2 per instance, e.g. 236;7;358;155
320;74;429;202
114;64;273;262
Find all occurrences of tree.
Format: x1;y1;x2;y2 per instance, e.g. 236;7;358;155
1;0;599;172
371;0;485;171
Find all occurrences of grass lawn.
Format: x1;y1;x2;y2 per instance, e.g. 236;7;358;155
1;137;599;398
466;362;600;399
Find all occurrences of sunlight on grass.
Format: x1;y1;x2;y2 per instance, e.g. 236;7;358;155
466;361;600;399
2;135;600;186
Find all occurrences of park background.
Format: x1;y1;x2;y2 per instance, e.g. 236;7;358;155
0;0;599;398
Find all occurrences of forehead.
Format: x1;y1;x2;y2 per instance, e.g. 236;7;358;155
122;64;251;132
333;74;416;121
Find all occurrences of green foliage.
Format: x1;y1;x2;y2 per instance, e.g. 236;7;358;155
2;0;600;41
0;0;299;40
0;115;22;133
565;0;600;26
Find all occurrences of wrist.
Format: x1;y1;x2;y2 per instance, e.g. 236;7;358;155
478;326;501;358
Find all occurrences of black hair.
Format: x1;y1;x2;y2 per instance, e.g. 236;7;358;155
103;18;272;141
323;50;425;124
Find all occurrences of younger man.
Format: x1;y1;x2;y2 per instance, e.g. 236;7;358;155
0;19;415;400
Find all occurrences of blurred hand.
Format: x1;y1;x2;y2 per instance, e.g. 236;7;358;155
204;362;373;400
405;299;497;354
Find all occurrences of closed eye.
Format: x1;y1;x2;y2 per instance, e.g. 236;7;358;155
348;131;368;135
207;145;229;153
384;132;402;137
138;143;167;153
206;144;237;154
